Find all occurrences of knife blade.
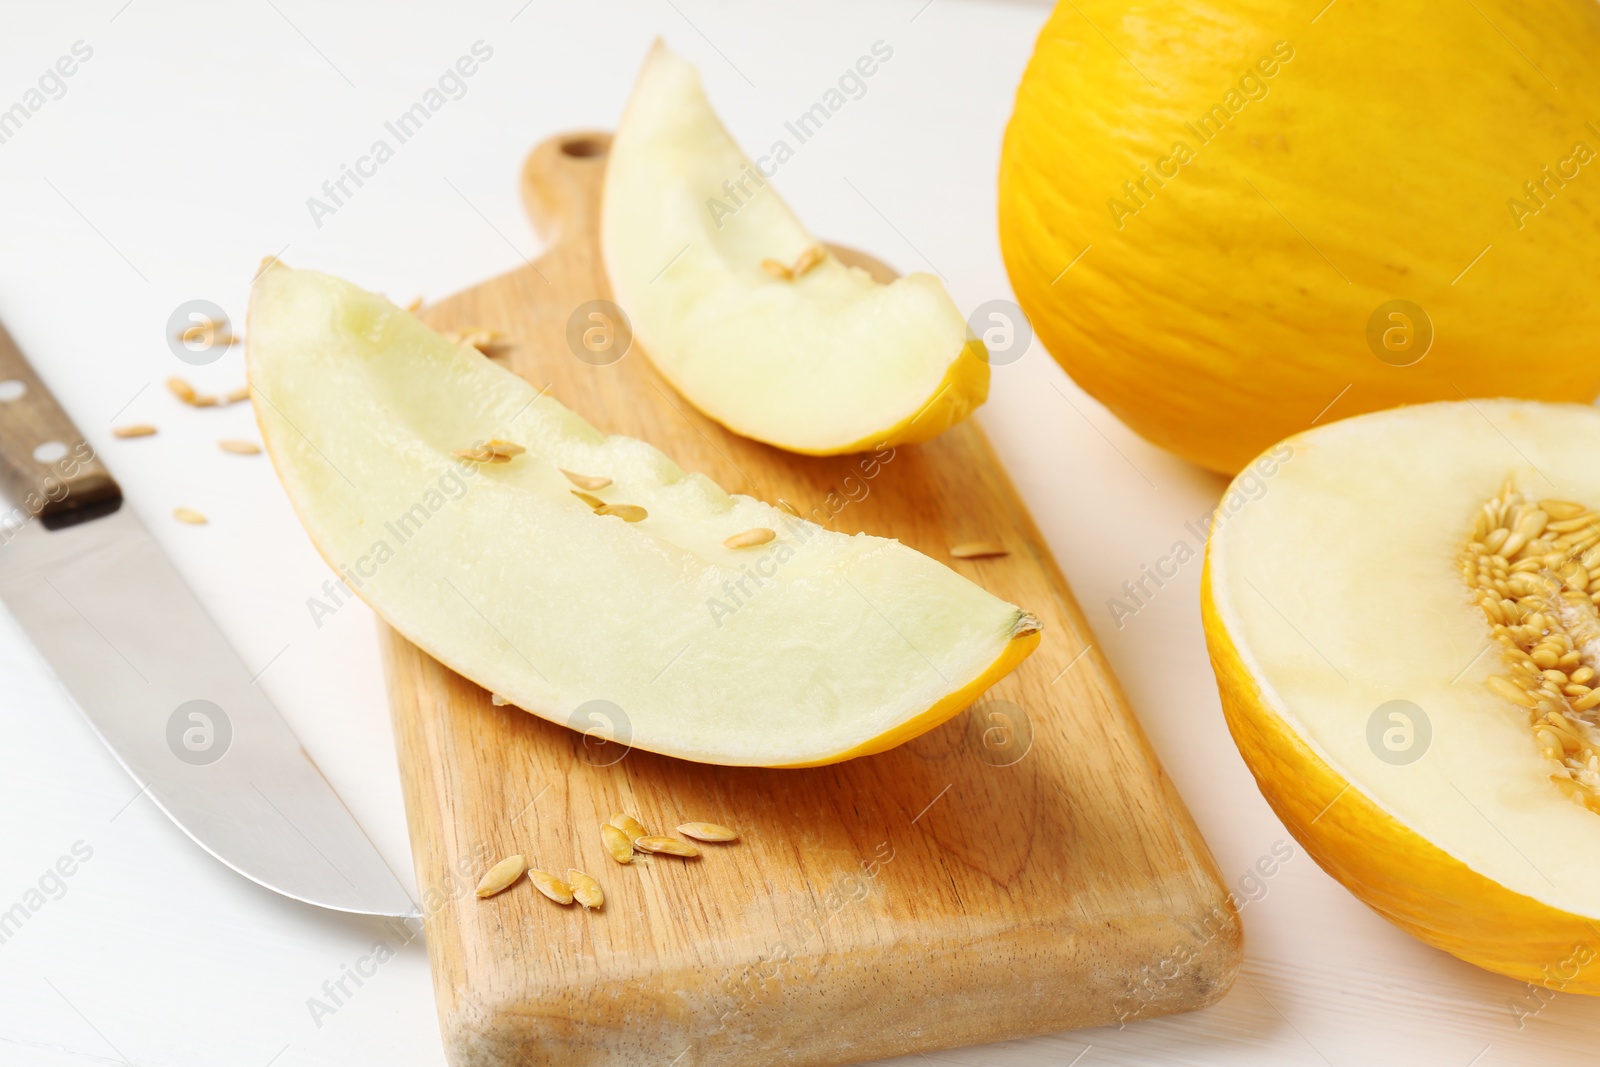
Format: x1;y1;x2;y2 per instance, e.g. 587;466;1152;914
0;319;415;917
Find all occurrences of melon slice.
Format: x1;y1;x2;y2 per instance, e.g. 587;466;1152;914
1204;399;1600;990
247;265;1038;767
601;41;988;456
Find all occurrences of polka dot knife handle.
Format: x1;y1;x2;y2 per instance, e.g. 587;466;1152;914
0;319;121;528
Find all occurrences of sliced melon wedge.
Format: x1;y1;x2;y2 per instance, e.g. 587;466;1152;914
247;266;1038;767
1204;399;1600;990
601;42;988;456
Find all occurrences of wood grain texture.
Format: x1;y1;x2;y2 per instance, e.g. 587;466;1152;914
381;131;1241;1067
0;319;120;526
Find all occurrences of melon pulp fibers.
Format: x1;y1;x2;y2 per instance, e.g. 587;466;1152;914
247;265;1039;768
603;41;988;456
1205;400;1600;990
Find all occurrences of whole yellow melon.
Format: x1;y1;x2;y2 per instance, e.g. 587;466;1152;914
999;0;1600;474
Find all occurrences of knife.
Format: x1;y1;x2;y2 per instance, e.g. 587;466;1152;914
0;318;416;917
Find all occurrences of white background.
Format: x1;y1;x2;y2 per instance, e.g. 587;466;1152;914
0;2;1595;1065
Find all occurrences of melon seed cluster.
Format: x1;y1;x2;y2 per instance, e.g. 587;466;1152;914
760;244;827;282
474;813;738;911
1462;484;1600;808
453;447;654;524
167;375;250;409
473;853;605;910
453;447;783;548
602;811;738;864
110;366;261;526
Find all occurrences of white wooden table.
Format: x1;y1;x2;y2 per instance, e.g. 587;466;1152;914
0;2;1593;1064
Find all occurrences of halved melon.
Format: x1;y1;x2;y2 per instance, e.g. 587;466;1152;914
1205;399;1600;990
601;42;988;456
247;265;1038;767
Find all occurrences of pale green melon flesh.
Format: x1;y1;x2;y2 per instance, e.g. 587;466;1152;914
601;42;982;454
1208;399;1600;916
247;267;1033;766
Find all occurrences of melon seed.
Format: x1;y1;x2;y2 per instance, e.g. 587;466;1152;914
568;869;604;909
791;245;826;277
951;541;1008;560
677;822;738;842
608;813;650;842
562;469;612;491
723;528;775;549
601;823;635;864
453;447;511;464
475;854;527;898
529;868;574;904
634;835;700;858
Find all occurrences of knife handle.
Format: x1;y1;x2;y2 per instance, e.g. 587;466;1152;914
0;319;121;527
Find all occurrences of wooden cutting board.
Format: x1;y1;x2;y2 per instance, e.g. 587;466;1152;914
381;132;1240;1067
